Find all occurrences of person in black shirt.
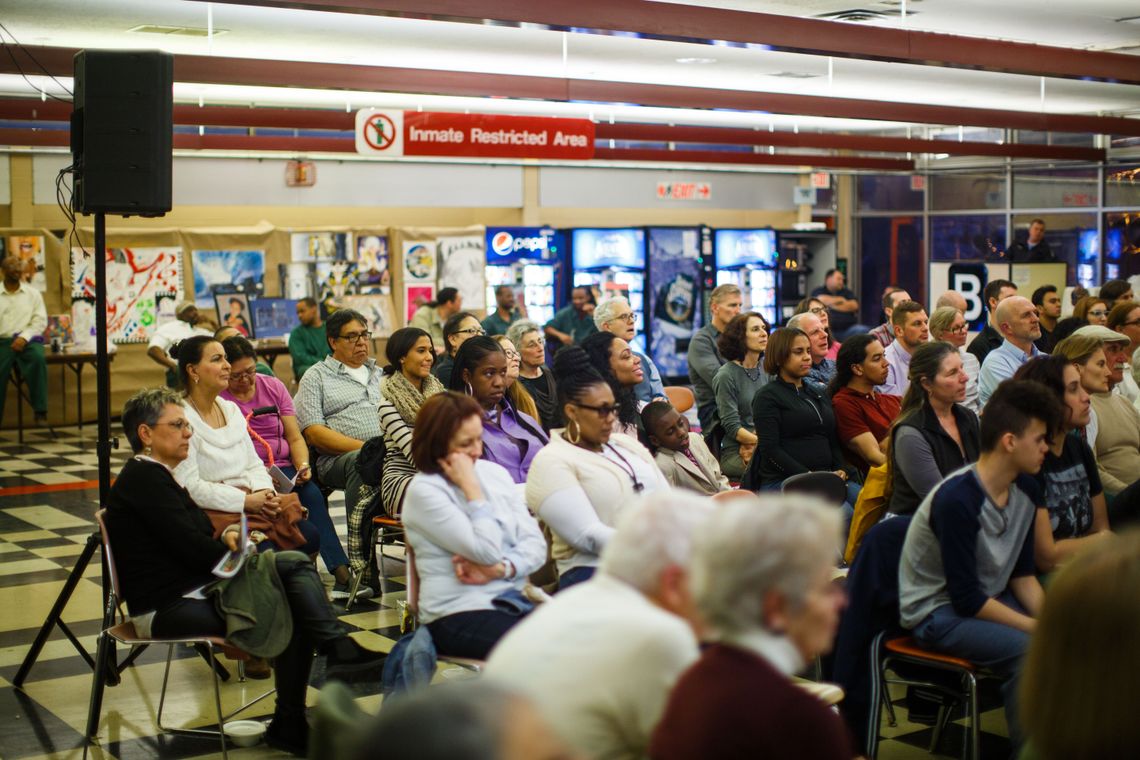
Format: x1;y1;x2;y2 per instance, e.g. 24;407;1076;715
1008;218;1056;263
1031;285;1063;353
811;268;870;340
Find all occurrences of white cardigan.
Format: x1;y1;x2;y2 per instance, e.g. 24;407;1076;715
526;432;670;574
174;397;274;513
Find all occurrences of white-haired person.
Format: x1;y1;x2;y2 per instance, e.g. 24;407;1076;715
594;295;665;404
650;495;853;759
486;491;714;760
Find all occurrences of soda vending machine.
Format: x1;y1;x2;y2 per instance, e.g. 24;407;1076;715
570;228;648;352
484;227;566;328
714;228;780;326
647;227;706;381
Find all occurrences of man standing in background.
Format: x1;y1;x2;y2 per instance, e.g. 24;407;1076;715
688;284;742;437
0;256;48;424
288;297;331;381
1008;219;1056;263
410;287;463;354
812;268;869;340
481;285;526;337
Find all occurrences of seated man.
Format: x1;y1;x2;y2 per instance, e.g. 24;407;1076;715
830;334;901;475
967;279;1018;366
786;311;835;385
295;308;384;592
410;287;462;354
288;296;331;380
146;299;213;388
0;255;48;424
486;491;713;760
899;379;1060;749
642;401;731;494
869;287;910;347
878;300;929;397
978;295;1043;407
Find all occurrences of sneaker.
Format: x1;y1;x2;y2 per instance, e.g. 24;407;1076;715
329;579;372;601
324;638;387;682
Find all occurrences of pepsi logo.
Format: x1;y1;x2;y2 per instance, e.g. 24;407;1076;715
491;231;515;256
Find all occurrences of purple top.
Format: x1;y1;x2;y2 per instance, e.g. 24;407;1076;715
220;375;296;466
481;403;549;484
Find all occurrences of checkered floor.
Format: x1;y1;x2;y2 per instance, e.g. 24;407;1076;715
0;426;1010;759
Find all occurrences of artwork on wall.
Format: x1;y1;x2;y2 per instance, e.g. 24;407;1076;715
316;260;360;302
340;294;398;339
191;250;265;308
215;291;253;338
402;240;436;283
250;298;299;340
355;234;391;295
0;235;47;291
280;262;317;301
437;235;486;311
291;232;348;262
70;247;183;343
45;314;74;348
405;284;435;323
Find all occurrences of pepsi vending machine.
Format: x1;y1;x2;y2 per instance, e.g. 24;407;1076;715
647;227;707;381
714;228;780;326
485;227;566;328
571;228;648;352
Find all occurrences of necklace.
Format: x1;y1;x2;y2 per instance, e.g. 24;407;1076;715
738;360;764;382
603;443;645;492
188;395;222;427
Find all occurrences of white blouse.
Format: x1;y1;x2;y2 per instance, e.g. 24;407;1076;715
174;397;274;513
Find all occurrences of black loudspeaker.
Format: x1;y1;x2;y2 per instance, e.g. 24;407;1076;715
72;50;173;217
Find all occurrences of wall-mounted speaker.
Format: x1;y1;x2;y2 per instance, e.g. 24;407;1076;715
72;50;173;217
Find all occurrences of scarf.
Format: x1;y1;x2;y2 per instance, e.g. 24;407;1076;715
381;371;445;426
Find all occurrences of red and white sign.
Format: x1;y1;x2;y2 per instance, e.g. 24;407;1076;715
656;181;711;201
355;109;594;159
910;174;927;191
810;172;831;189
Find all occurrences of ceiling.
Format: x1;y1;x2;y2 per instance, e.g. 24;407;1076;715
0;0;1138;167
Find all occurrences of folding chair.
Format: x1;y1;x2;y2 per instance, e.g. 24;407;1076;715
345;515;405;612
400;545;485;673
90;509;275;758
662;385;695;413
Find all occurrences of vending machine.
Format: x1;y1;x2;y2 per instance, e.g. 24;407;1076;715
714;228;780;326
484;227;566;328
571;228;648;352
647;227;707;381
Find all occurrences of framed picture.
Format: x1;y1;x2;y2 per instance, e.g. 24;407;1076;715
250;298;300;339
215;291;254;339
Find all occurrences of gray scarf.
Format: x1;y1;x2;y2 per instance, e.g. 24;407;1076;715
381;371;445;425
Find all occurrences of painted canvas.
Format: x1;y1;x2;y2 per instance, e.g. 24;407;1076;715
45;314;74;347
280;262;317;301
70;247;183;343
3;235;47;291
437;235;486;311
191;250;266;308
402;240;436;282
291;232;348;262
405;284;435;323
355;234;391;294
340;294;398;339
317;260;360;302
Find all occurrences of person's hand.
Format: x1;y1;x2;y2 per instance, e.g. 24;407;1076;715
11;336;27;353
740;443;757;464
833;469;849;481
260;492;283;519
243;489;279;515
452;555;505;585
438;453;483;501
222;529;242;552
294;465;312;485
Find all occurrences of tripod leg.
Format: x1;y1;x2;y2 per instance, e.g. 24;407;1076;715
84;629;112;741
14;533;98;687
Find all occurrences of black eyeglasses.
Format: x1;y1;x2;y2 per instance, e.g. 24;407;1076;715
455;327;486;337
337;330;372;343
573;402;620;418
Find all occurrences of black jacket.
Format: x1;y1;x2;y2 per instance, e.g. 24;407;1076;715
747;376;847;488
966;323;1003;365
887;401;980;516
1008;239;1056;263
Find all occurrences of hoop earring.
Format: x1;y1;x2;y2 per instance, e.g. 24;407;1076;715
566;418;581;444
464;381;474;396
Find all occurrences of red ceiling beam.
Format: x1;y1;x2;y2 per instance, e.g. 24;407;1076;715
0;127;353;153
4;45;1138;136
593;148;914;172
0;98;356;130
199;0;1140;86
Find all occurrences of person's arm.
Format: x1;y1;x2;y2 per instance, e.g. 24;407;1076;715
288;329;324;369
501;477;549;579
536;486;617;556
378;402;415;459
173;436;254;514
402;475;507;566
146;344;177;369
974;595;1036;634
754;389;810;478
303;424;364;455
687;331;722;389
977;355;1005;407
846;432;887;467
19;291;48;341
118;466;230;570
815;292;859;312
893;428;944;499
281;415;311;476
713;370;756;446
644;355;666;399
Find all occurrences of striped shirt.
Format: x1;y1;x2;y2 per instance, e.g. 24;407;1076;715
377;397;418;517
295;355;384;477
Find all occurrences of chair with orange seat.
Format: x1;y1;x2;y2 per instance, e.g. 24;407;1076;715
663;385;695;414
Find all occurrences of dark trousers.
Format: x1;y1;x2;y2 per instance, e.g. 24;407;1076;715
557;565;596;591
281;465;349;572
152;552;346;716
1108;477;1140;529
426;609;526;660
0;338;47;419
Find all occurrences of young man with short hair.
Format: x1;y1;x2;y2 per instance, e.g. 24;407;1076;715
481;284;525;337
1031;285;1062;353
544;286;598;348
899;379;1061;748
287;296;330;381
869;287;911;347
410;287;462;354
878;301;929;397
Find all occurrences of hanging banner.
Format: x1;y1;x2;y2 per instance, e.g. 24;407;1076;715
356;109;594;160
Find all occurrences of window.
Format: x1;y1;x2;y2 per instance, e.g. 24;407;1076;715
1013;167;1098;209
930;215;1007;262
859;216;925;324
930;172;1006;211
1106;164;1140;208
856;174;923;212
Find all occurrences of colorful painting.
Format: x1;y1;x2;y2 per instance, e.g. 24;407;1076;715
291;232;348;262
355;234;390;295
70;247;183;343
216;292;253;338
191;250;266;308
317;260;360;303
405;284;435;322
340;294;398;339
402;241;436;282
438;235;486;311
45;314;74;347
2;235;47;291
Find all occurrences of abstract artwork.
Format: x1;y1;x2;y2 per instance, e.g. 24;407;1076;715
340;294;398;339
402;240;436;282
191;250;266;308
70;247;183;343
437;235;486;311
355;234;391;295
291;232;348;262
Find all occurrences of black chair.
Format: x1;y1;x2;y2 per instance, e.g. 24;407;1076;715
781;471;848;506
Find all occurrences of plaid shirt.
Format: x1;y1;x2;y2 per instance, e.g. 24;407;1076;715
295;355;384;478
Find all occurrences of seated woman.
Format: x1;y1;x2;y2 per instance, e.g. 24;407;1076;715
828;333;901;476
376;327;446;518
581;331;644;439
449;336;549;484
107;388;384;756
172;336;319;555
650;495;853;760
711;311;770;480
1013;356;1111;573
493;333;543;427
402;392;547;659
795;296;840;361
526;346;669;590
215;325;273;376
887;341;980;516
746;328;859;511
1073;295;1109;326
507;320;560;431
432;311;484;384
928;305;980;413
218;336;352;596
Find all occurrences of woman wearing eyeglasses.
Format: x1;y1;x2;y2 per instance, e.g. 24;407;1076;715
929;306;981;413
507;320;561;432
493;333;543;424
526;346;670;590
432;311;484;384
795;296;840;361
218;336;353;596
581;331;645;439
1107;300;1140;406
449;336;548;484
1073;296;1109;327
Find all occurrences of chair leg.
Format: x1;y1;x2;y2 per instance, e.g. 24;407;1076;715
207;643;229;759
966;672;980;760
867;635;884;759
156;645;176;733
929;703;951;753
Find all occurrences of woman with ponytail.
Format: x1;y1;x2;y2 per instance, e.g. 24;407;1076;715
525;345;669;589
887;341;981;516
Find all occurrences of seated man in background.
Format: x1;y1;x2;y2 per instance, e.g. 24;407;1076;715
979;296;1043;406
410;287;462;354
899;380;1060;750
786;311;836;385
934;289;968;314
486;492;714;760
642;401;731;494
869;286;911;347
0;255;48;424
288;296;330;380
878;300;929;398
295;308;385;593
967;279;1017;365
687;284;742;437
481;284;525;337
146;299;212;388
1032;285;1062;353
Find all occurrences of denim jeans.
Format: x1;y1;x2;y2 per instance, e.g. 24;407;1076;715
912;589;1030;746
557;565;596;591
426;609;526;660
280;465;349;573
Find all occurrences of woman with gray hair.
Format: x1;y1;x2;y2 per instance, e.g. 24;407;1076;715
929;305;980;413
507;319;560;431
594;295;666;404
650;495;853;759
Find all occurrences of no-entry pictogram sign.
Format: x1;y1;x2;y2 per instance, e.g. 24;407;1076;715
355;109;405;156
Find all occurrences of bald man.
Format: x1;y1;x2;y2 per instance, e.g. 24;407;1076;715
978;296;1044;406
935;290;968;314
